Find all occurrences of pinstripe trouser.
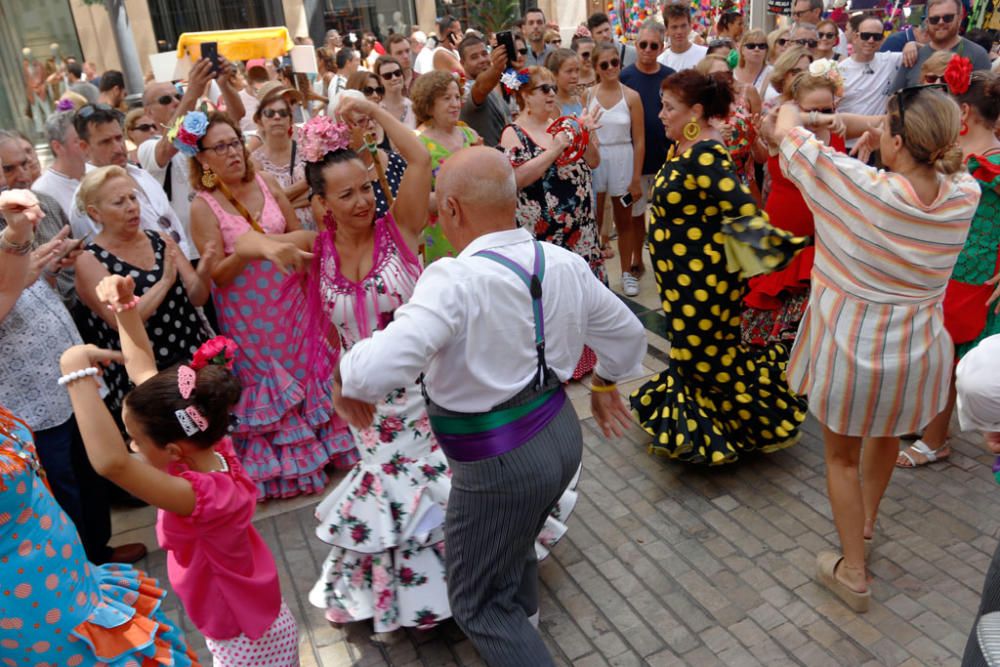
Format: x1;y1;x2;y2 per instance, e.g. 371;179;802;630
431;382;582;667
964;538;1000;666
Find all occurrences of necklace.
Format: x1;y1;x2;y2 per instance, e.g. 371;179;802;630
212;450;230;473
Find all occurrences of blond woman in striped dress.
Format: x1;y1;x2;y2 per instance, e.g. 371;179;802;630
769;86;981;612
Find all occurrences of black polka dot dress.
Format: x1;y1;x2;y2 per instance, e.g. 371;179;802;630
630;141;809;465
79;231;209;413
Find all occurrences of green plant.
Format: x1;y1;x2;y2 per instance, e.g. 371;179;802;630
469;0;520;35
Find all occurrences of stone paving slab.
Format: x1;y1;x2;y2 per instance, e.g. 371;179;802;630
138;408;999;666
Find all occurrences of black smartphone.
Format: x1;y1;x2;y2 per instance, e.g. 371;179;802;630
618;192;635;208
496;31;516;69
200;41;221;74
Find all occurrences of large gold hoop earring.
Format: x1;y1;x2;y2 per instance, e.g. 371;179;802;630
201;166;217;189
683;118;701;142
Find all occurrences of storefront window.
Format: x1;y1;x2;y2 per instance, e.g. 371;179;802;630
322;0;417;42
0;0;84;139
148;0;287;52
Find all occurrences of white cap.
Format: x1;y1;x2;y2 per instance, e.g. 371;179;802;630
955;333;1000;432
411;30;427;44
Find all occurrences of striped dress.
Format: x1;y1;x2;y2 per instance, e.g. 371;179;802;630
780;127;981;437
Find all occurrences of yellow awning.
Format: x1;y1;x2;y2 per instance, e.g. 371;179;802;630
176;27;293;62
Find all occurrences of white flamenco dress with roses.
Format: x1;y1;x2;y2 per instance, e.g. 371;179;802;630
308;215;579;633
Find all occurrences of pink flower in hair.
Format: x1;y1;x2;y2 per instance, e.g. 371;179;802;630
300;115;352;163
191;336;237;370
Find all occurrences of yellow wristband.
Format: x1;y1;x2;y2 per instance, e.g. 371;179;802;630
590;382;618;393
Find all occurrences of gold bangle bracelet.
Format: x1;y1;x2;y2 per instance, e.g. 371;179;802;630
590;383;618;393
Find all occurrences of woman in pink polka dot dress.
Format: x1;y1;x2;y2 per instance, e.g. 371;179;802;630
0;404;202;667
60;275;299;666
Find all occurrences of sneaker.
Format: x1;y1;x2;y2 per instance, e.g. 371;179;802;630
622;272;640;297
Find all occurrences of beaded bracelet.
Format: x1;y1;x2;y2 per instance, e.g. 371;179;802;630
57;367;99;387
106;296;140;313
0;231;34;256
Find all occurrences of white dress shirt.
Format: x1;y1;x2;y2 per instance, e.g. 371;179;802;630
341;228;647;412
69;162;195;258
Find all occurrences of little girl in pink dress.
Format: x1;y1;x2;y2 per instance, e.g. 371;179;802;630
63;274;298;666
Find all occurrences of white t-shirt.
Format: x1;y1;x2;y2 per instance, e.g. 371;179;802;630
326;75;348;116
32;168;79;220
414;45;435;74
70;162;195;259
837;52;902;117
657;43;709;72
137;138;196;258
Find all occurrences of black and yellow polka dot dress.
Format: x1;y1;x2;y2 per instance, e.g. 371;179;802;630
630;140;809;465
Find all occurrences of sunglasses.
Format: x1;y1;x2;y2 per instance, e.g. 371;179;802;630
76;103;114;120
363;85;385;97
599;58;621;70
817;31;837;39
261;107;291;119
156;93;183;105
131;123;158;132
792;38;818;48
927;13;956;24
578;51;592;59
381;69;403;80
533;83;557;94
156;216;181;243
549;39;562;45
637;40;661;50
923;74;942;83
202;138;244;156
858;31;884;41
744;42;768;50
791;8;811;17
894;83;947;133
708;39;733;49
777;38;790;46
803;106;835;115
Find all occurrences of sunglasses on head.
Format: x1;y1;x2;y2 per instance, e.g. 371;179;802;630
381;69;403;80
745;42;768;50
131;123;157;132
76;103;114;120
792;38;818;48
858;31;884;41
708;39;733;49
363;85;385;97
817;31;837;39
927;13;956;24
261;107;290;119
637;40;661;50
894;83;947;132
599;58;621;70
156;93;183;105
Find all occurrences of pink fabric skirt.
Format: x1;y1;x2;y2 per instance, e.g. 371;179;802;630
205;601;299;666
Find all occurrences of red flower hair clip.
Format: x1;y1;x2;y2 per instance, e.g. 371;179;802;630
191;336;238;371
944;55;973;96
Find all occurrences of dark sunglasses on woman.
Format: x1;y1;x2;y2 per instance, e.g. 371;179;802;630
363;86;385;97
744;42;767;50
261;108;291;119
533;83;557;94
599;58;621;70
381;69;404;80
131;123;158;133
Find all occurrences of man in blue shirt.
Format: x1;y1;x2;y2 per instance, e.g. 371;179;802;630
620;18;674;289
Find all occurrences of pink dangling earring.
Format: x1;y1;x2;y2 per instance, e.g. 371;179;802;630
323;209;336;231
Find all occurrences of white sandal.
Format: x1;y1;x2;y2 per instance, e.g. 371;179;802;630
896;439;950;469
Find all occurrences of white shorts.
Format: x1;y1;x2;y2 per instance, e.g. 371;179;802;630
206;601;299;667
591;143;634;197
631;174;655;217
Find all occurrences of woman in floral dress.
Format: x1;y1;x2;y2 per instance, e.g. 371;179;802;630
500;65;603;379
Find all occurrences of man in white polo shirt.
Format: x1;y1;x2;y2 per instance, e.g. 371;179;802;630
69;104;195;259
32;111;86;219
838;17;902;117
657;3;707;72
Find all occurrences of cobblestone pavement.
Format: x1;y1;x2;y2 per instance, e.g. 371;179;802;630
112;262;999;665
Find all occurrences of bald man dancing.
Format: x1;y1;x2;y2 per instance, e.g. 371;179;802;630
332;147;645;665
